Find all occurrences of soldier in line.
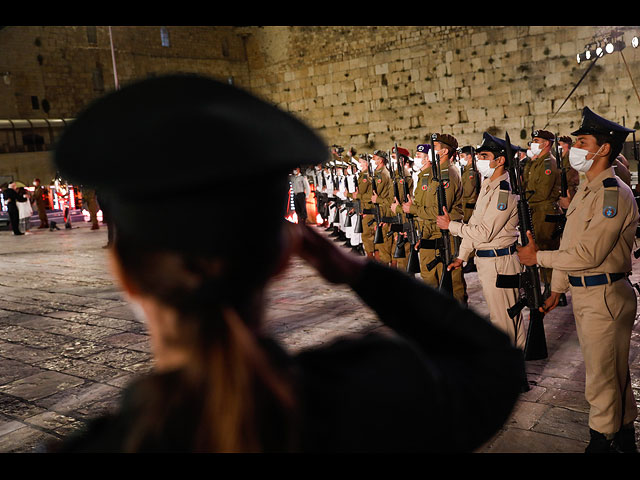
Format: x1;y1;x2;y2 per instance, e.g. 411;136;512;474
290;166;311;225
370;150;395;267
457;145;481;273
82;186;101;230
458;146;481;224
557;136;581;210
522;129;563;297
437;133;525;351
401;135;466;304
355;153;376;259
388;147;413;270
518;107;638;454
32;178;50;229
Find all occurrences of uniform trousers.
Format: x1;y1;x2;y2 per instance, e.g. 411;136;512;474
530;201;561;286
293;192;307;224
570;278;638;435
361;214;375;254
475;252;526;350
377;223;393;264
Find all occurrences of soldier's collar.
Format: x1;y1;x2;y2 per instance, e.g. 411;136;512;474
585;167;616;192
485;172;509;190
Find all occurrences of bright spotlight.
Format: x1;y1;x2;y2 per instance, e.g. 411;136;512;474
605;42;615;54
632;36;639;48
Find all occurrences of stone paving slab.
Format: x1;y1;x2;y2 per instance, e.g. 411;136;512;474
0;221;638;453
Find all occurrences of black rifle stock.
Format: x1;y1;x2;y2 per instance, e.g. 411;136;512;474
496;131;548;361
425;134;454;294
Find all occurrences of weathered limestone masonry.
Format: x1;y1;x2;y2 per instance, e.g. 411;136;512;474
1;25;640;174
243;25;640;153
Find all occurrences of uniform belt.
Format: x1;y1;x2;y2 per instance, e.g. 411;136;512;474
475;243;517;257
568;273;626;287
362;208;376;215
465;202;476;209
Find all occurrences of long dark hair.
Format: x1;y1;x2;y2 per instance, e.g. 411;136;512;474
110;186;298;452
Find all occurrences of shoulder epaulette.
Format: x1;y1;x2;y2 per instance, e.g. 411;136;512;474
497;180;510;211
602;177;619;217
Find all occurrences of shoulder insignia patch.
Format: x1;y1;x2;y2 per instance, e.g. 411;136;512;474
544;168;551;175
602;177;619;218
603;206;617;218
422;185;428;191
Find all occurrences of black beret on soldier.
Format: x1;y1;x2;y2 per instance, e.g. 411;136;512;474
53;74;328;252
476;132;520;157
432;133;458;151
531;129;555;142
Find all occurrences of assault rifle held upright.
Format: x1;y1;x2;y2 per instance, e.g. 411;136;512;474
545;133;569;239
366;158;385;245
425;133;454;294
496;131;548;361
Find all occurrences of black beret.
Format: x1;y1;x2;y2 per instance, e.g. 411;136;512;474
54;74;327;194
476;132;520;156
571;107;634;144
531;130;555;141
53;74;328;252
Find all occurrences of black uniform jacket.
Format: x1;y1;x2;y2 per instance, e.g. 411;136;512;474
48;261;525;453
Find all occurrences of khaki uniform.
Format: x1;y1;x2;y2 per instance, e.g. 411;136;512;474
83;187;100;229
460;165;480;223
406;160;466;302
537;167;639;435
357;169;375;255
614;158;632;189
372;166;394;264
523;151;562;285
33;184;49;227
561;152;580;198
449;173;525;349
393;166;414;271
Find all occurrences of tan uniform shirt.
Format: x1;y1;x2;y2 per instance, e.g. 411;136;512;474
407;159;464;239
537;167;639;292
373;166;393;217
460;165;480;221
449;172;520;262
357;170;373;208
523;151;562;205
561;153;580;197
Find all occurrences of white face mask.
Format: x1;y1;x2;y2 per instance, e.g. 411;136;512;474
569;145;603;172
530;142;541;155
476;157;495;178
459;158;468;167
526;149;533;158
413;156;423;170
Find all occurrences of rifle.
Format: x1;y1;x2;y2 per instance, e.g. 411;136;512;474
545;133;569;239
366;158;385;244
387;144;408;257
469;145;481;196
425;134;454;294
496;131;548;361
399;151;421;273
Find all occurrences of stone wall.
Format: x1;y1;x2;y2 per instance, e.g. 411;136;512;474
0;26;250;120
2;25;640;165
0;151;55;185
241;26;640;154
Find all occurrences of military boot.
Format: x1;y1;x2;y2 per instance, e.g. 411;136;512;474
612;425;638;453
585;429;615;453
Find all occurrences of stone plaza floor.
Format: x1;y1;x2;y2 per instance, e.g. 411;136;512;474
0;220;638;453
